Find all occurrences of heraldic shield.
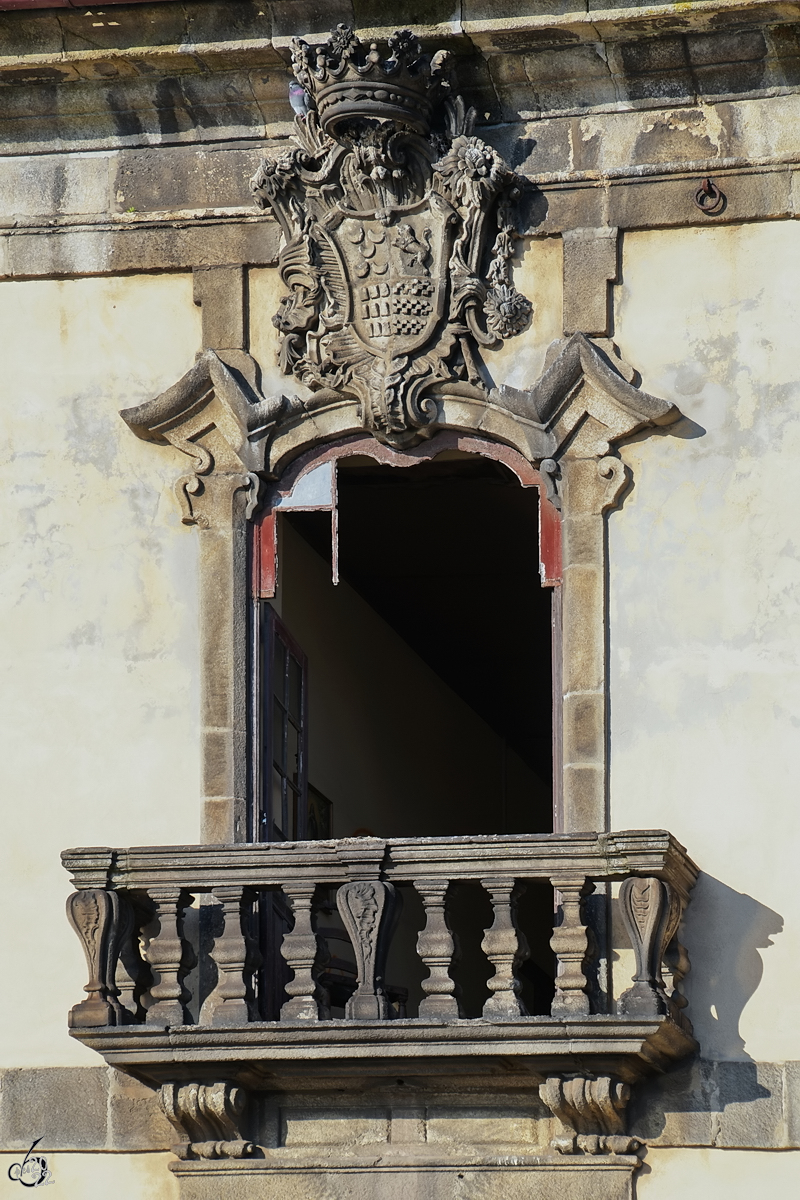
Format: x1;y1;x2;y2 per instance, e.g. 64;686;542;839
332;194;456;358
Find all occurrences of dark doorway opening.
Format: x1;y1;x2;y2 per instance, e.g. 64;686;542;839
286;451;554;835
253;448;558;1019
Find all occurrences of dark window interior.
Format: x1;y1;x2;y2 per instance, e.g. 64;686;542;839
288;453;554;817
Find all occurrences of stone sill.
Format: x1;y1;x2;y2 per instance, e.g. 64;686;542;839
171;1151;642;1170
71;1016;696;1089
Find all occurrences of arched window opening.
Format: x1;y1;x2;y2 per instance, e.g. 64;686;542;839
251;445;558;842
249;440;560;1019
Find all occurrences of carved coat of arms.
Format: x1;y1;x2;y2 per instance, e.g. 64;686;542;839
251;26;532;445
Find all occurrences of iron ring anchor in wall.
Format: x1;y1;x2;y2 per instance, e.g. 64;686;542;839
694;177;726;215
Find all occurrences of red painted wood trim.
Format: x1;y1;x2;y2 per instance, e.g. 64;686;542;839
539;495;562;587
251;509;277;600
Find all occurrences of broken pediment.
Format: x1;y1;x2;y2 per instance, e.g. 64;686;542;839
119;333;680;517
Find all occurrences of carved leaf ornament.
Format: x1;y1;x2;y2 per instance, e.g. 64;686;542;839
251;25;532;445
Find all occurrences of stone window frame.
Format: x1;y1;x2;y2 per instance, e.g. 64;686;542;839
122;302;679;845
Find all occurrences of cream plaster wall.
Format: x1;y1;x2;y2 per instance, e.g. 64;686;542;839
482;235;563;392
637;1147;800;1196
0;274;203;1067
612;221;800;1065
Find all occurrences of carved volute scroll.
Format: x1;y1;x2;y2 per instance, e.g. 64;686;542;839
618;875;686;1021
480;877;530;1018
159;1081;253;1160
336;879;400;1019
540;1075;639;1156
66;888;121;1028
251;25;531;446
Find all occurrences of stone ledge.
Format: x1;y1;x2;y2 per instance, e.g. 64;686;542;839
70;1016;695;1090
629;1056;800;1149
170;1154;641;1200
0;216;281;279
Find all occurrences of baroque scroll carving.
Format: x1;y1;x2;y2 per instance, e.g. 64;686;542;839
66;888;121;1028
336;879;400;1019
618;875;691;1028
120;350;280;531
540;1074;640;1156
159;1081;253;1160
250;25;531;446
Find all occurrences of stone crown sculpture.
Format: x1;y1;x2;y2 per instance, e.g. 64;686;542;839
251;25;532;446
290;25;448;137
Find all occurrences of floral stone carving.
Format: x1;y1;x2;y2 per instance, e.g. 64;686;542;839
250;25;531;445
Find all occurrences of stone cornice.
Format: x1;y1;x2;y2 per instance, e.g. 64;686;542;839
2;0;798;84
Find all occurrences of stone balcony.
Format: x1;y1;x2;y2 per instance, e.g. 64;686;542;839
62;831;697;1166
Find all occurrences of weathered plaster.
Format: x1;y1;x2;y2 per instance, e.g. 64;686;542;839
612;220;800;1064
636;1147;800;1196
0;273;202;1066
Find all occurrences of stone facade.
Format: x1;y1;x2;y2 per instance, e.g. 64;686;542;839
1;3;800;1198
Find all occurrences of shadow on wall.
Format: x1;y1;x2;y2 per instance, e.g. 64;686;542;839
628;874;783;1143
682;872;783;1061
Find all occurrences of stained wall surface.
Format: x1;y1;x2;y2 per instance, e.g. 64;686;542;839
611;222;800;1185
0;273;203;1068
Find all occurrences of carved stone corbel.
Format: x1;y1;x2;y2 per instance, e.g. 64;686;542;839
539;1075;639;1156
159;1081;253;1160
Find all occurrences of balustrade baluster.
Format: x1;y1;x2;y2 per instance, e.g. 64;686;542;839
202;886;261;1026
141;887;192;1026
113;891;147;1024
66;888;120;1028
280;883;330;1021
550;878;592;1017
415;878;461;1019
481;877;529;1018
336;879;399;1020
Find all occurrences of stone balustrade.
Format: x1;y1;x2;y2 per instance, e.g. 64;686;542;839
62;831;697;1034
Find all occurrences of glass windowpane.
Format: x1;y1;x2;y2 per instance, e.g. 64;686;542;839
287;722;300;782
272;702;285;770
271;767;284;835
288;656;302;719
273;637;287;699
